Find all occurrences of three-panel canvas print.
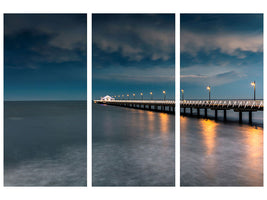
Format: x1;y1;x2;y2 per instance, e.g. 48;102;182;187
3;13;263;187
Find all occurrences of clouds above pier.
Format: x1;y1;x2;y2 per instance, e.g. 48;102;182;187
180;14;263;99
92;14;175;99
93;14;174;66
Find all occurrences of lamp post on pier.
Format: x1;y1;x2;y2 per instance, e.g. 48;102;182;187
251;81;256;100
133;93;135;100
207;86;211;102
181;89;184;101
163;91;166;100
150;92;153;100
127;94;129;100
141;93;143;100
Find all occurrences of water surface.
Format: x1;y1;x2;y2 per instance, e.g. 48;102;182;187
4;101;87;186
93;103;175;186
180;113;263;186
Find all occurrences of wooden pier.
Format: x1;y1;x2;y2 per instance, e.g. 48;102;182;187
94;100;175;114
181;100;263;124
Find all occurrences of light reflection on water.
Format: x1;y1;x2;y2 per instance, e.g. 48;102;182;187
93;104;175;186
181;116;263;186
200;120;217;156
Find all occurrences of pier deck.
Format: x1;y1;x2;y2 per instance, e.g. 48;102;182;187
180;100;263;124
94;100;175;114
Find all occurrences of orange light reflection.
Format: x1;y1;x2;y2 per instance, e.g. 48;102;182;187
241;125;263;185
180;116;188;141
147;111;155;133
159;113;169;134
199;119;218;180
200;119;217;156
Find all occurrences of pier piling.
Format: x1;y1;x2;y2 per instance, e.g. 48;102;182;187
249;111;252;124
239;111;242;124
224;110;227;121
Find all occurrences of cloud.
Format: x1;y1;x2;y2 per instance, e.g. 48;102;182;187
180;74;207;78
181;64;247;86
93;65;175;83
5;14;86;51
181;30;263;57
93;14;174;63
4;14;86;69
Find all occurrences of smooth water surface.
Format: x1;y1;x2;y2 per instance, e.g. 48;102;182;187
92;103;175;186
180;113;263;186
4;101;87;186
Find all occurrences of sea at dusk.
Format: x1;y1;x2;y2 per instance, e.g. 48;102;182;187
92;103;175;186
180;110;263;186
4;101;87;186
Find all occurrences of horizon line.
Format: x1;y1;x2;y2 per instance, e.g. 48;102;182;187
4;99;87;102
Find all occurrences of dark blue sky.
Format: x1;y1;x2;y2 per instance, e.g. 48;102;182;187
92;14;175;100
4;14;87;101
181;14;263;100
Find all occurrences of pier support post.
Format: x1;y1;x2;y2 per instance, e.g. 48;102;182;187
224;110;227;121
204;108;207;118
190;107;193;115
184;107;186;114
249;111;252;124
197;108;200;117
215;110;218;120
239;111;242;124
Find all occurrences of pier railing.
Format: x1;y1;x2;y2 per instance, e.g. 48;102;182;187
180;100;263;110
95;100;175;104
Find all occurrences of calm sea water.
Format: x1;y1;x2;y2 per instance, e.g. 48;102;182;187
4;101;87;186
180;110;263;186
92;103;175;186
